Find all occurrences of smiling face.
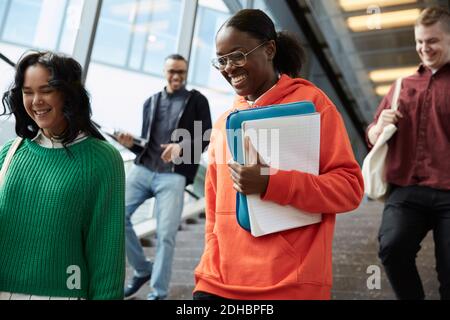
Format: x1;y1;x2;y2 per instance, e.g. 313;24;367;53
22;64;67;138
415;21;450;72
215;26;277;101
164;58;187;93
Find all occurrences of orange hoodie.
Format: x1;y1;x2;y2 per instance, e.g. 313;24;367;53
194;74;364;300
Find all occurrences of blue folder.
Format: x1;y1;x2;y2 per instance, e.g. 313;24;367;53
226;101;317;232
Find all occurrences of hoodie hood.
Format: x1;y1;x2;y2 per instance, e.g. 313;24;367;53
233;74;316;110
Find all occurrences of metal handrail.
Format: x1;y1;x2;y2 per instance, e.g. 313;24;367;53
0;52;15;67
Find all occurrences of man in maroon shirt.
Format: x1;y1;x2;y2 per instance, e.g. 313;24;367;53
367;6;450;300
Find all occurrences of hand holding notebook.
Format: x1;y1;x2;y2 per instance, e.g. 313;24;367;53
226;101;318;232
242;112;322;237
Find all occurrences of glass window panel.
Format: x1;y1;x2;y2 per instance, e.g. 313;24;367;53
2;0;41;44
91;0;182;71
239;0;248;8
198;0;229;12
0;43;17;143
86;0;183;135
142;32;171;74
189;4;229;90
128;1;151;70
188;0;235;122
142;0;181;74
1;0;83;142
0;0;8;27
0;45;15;94
2;0;67;49
0;0;82;53
91;0;134;66
252;0;280;27
58;0;84;54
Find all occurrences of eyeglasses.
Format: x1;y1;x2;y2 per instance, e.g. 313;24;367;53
211;42;267;71
167;69;187;75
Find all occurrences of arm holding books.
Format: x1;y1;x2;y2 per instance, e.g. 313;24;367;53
261;105;364;214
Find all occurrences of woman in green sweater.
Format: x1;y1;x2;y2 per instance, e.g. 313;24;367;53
0;51;125;300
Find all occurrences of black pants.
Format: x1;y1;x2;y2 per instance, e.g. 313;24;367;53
193;291;229;300
378;185;450;300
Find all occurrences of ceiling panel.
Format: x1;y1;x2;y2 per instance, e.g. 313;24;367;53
361;51;420;69
352;29;415;53
299;0;448;125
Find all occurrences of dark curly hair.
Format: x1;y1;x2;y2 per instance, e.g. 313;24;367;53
1;51;105;144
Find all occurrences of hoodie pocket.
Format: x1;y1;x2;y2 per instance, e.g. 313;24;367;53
215;212;302;287
195;233;222;281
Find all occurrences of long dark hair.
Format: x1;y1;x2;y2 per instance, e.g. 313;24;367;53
220;9;305;78
1;51;105;144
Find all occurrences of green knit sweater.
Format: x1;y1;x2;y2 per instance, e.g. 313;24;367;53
0;137;125;300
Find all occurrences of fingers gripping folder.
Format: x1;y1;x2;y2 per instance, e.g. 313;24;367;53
226;101;320;236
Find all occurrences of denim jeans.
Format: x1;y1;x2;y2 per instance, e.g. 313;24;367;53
125;164;186;299
378;185;450;300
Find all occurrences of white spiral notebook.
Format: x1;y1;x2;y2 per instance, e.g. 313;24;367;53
242;112;322;237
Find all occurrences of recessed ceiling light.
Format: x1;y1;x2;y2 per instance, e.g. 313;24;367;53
340;0;417;12
369;66;417;82
347;8;421;32
375;84;392;96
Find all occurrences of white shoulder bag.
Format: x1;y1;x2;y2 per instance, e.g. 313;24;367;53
0;137;23;186
362;78;402;201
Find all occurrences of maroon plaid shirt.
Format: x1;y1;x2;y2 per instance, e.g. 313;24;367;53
367;63;450;190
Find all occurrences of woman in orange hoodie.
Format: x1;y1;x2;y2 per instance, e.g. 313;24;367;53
194;9;364;300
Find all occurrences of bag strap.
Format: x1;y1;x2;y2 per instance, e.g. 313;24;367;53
0;137;23;185
391;78;403;111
